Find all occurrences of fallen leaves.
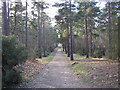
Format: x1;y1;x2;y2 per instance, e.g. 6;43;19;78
86;60;119;88
14;59;47;82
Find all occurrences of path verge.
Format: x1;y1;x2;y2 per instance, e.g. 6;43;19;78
63;53;119;88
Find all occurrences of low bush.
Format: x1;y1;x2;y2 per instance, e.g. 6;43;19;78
76;48;86;56
3;69;22;84
2;35;28;85
92;50;103;58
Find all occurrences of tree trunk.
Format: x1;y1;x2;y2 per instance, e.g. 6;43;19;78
67;23;70;57
43;21;46;57
3;2;9;36
65;40;67;54
69;0;73;60
7;1;10;35
108;2;112;59
20;3;24;44
85;3;89;58
38;4;42;58
118;16;120;61
25;1;28;48
63;43;65;52
89;28;92;57
13;2;17;35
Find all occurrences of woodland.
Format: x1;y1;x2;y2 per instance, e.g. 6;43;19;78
1;0;120;87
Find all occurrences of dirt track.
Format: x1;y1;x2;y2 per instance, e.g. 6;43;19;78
22;48;92;88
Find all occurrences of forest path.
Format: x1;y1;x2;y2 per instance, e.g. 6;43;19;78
23;48;91;88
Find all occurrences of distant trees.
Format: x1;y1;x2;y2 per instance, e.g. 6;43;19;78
54;0;75;60
55;1;119;60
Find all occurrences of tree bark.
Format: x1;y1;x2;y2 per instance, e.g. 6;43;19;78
13;2;17;35
65;40;67;54
69;0;73;60
85;3;89;58
108;2;112;59
118;16;120;61
43;21;46;57
25;1;28;48
89;28;92;57
21;3;24;44
67;23;70;57
3;2;9;36
38;3;42;58
63;43;65;52
7;1;10;35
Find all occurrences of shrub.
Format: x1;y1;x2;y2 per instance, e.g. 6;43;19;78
92;50;103;58
3;69;22;84
2;36;27;67
2;35;28;85
76;48;86;56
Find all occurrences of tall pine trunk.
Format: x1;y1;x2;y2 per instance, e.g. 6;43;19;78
3;2;9;36
20;3;24;44
67;22;70;57
7;1;10;35
69;0;73;60
13;2;17;35
38;4;42;58
43;21;46;57
85;3;89;58
118;16;120;61
65;39;67;54
108;2;112;59
25;1;28;48
89;28;92;57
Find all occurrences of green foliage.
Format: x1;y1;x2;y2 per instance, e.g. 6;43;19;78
92;50;103;58
2;35;27;67
45;56;54;62
45;49;53;56
107;51;118;60
2;35;28;85
3;69;22;84
27;49;38;60
76;48;86;56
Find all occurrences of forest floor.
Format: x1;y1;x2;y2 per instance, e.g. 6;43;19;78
12;48;119;88
67;54;119;88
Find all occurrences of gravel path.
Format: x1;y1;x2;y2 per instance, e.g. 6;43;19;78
23;48;91;88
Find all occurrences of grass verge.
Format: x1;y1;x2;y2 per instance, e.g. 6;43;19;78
68;61;89;82
44;55;54;62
